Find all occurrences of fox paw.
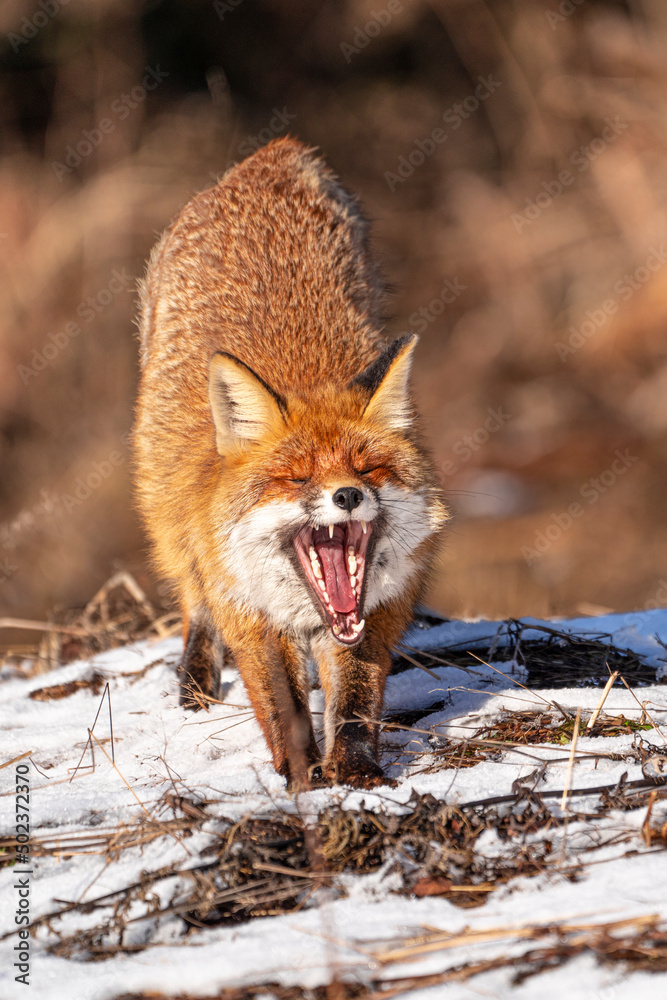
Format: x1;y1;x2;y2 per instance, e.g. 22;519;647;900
277;758;326;791
326;754;396;789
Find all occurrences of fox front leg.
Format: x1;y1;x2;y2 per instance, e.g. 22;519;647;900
316;623;396;789
223;613;321;787
179;611;225;709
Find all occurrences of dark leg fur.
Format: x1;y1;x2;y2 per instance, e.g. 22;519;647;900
221;618;321;788
320;624;398;789
179;618;224;709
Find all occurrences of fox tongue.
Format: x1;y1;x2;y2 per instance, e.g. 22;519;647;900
317;542;356;614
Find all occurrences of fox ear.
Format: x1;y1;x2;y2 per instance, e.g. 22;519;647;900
208;352;286;453
351;334;418;432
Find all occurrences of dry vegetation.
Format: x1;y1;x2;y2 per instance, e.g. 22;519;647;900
2;0;667;633
109;904;667;998
3;586;667;994
6;749;667;951
0;570;179;673
5;714;667;991
111;908;667;1000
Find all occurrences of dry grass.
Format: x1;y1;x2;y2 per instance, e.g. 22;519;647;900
478;709;653;745
8;757;666;964
392;618;664;689
5;1;667;624
94;913;667;999
4;596;667;993
0;571;180;675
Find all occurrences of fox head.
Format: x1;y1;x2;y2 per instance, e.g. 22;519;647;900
207;335;447;645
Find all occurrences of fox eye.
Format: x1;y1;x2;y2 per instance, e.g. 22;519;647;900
286;478;307;484
359;466;382;476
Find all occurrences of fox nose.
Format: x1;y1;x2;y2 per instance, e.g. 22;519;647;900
332;486;363;512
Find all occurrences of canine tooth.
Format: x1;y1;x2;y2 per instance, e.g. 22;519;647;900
352;619;365;633
361;521;367;534
348;553;357;575
328;524;334;539
333;625;341;636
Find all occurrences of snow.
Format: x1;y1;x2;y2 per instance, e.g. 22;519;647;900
2;608;667;999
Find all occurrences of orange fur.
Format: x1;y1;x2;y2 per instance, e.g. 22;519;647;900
133;138;447;788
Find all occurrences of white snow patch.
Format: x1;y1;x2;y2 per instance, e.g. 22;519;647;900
2;612;667;999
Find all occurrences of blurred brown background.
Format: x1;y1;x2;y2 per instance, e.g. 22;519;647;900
2;0;667;629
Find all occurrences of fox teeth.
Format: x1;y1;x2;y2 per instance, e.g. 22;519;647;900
361;521;367;534
309;547;323;578
347;553;357;575
318;579;326;592
332;624;341;636
328;524;334;539
350;575;356;588
351;620;365;634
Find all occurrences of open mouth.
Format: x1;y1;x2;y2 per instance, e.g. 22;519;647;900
294;520;372;645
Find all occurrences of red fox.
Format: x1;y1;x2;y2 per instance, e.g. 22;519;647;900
133;138;447;788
